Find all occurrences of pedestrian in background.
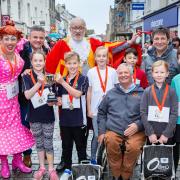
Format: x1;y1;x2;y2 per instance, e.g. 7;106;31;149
0;20;34;179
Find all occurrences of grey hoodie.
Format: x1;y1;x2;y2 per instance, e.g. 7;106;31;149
141;43;180;85
97;84;144;136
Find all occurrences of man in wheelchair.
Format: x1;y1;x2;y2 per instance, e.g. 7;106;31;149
97;63;146;180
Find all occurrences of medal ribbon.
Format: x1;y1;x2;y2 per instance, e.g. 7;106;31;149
1;47;17;78
96;66;108;93
30;70;44;96
133;66;137;84
66;72;80;105
151;84;169;111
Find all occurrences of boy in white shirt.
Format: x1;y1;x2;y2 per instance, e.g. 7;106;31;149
87;46;118;164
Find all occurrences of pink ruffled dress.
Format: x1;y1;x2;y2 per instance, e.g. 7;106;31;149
0;53;35;155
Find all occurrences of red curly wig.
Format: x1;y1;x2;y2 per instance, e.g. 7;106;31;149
0;20;23;40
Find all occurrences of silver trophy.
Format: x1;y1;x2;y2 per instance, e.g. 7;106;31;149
46;73;57;103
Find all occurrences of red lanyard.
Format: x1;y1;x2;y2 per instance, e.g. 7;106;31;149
30;70;44;96
96;66;108;93
66;72;80;104
1;47;17;77
151;84;169;111
133;67;137;84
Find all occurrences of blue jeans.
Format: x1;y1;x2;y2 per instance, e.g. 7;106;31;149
20;105;32;155
91;116;98;160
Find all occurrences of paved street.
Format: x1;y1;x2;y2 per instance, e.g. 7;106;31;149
1;116;180;179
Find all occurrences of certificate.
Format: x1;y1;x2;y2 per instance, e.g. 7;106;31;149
31;88;50;109
148;106;170;123
62;94;80;109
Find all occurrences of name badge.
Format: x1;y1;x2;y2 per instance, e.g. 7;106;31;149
136;79;141;85
62;94;80;109
31;88;50;109
6;81;19;99
178;102;180;116
148;106;170;123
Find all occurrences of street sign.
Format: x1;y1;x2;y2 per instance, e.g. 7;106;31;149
132;3;144;10
1;15;10;26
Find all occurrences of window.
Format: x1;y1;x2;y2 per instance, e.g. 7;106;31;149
27;3;31;25
18;1;21;21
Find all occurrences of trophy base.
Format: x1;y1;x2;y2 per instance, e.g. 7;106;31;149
47;98;58;103
47;93;57;103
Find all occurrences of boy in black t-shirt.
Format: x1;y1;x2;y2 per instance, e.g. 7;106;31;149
56;51;89;176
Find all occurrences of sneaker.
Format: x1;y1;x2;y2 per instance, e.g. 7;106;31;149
49;169;59;180
60;169;72;180
34;167;46;180
90;159;97;165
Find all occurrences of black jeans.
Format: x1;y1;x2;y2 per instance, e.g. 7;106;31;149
60;126;87;169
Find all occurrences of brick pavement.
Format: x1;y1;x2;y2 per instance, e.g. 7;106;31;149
1;111;180;179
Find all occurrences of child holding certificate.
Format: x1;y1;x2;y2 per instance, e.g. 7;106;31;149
140;60;178;145
55;51;89;177
22;50;59;180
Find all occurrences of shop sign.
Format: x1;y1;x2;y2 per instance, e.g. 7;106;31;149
144;6;178;31
132;3;144;10
1;15;10;26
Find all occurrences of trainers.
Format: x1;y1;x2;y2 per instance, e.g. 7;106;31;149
91;159;97;165
60;169;72;180
49;169;59;180
34;167;46;180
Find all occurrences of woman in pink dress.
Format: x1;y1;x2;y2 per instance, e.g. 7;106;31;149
0;21;35;179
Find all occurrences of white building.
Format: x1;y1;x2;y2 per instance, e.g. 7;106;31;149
56;4;75;38
0;0;53;35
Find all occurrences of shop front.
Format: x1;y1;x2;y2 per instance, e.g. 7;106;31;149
143;3;179;41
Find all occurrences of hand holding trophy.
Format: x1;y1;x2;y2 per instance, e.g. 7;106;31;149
45;73;57;103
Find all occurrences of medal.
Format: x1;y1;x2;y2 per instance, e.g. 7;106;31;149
151;84;169;119
133;66;137;84
66;72;80;110
155;109;163;120
69;102;74;110
96;66;108;93
30;70;45;96
39;98;43;104
1;47;17;78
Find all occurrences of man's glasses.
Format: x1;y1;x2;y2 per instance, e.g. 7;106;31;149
70;26;85;31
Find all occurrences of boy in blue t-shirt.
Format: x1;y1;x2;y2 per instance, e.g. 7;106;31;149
56;51;89;175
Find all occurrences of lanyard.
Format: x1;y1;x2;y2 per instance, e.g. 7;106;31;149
66;72;80;104
96;66;108;93
30;70;44;96
133;67;137;84
151;84;169;111
1;47;17;78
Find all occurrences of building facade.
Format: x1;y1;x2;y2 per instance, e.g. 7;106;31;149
0;0;57;35
56;4;75;38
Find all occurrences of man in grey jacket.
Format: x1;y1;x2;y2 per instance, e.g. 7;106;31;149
142;27;180;85
97;63;145;180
